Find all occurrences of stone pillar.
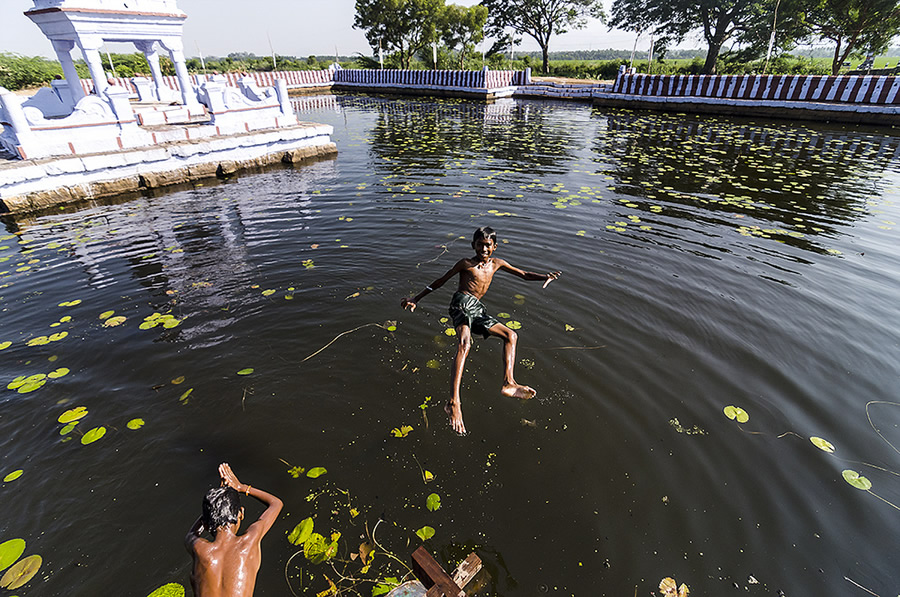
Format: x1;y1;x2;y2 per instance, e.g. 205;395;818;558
161;39;199;108
51;39;85;104
0;88;36;159
135;41;165;101
78;37;109;96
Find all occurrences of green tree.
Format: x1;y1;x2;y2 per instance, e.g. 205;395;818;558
481;0;605;73
609;0;781;74
441;4;488;68
801;0;900;74
354;0;445;69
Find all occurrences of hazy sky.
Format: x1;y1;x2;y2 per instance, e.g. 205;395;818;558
0;0;701;59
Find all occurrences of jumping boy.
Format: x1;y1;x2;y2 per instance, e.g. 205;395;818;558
185;463;284;597
401;227;560;435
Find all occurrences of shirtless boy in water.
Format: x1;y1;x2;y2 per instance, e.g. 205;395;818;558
401;227;560;435
185;463;283;597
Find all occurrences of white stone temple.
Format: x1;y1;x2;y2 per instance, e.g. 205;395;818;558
25;0;198;108
0;0;337;214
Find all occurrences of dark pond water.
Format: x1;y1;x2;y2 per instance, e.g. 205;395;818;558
1;94;899;597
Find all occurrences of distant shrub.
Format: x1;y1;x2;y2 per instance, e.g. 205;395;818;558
0;53;64;90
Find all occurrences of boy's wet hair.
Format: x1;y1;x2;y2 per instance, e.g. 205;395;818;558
202;486;241;535
472;226;496;245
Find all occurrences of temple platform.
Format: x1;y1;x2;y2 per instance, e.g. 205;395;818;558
0;120;336;214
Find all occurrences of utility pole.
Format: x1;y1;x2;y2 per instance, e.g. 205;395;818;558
105;45;117;78
763;0;782;74
196;41;206;74
267;31;277;70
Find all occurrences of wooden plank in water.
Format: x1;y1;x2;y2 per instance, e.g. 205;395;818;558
411;546;464;597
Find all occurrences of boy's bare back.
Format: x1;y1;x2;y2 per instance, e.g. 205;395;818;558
186;464;283;597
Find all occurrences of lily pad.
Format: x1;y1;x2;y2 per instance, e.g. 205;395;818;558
127;418;145;430
3;470;23;483
58;406;88;423
261;289;275;296
103;316;126;327
0;341;11;350
81;426;106;445
26;336;50;347
505;321;522;330
425;359;440;369
171;376;185;385
236;368;254;376
0;538;26;572
48;331;68;342
426;493;441;512
415;526;435;541
723;405;749;423
48;367;70;379
306;467;328;479
146;582;185;597
60;421;78;435
179;388;193;403
810;437;835;453
99;311;115;320
287;517;314;545
842;469;872;490
0;554;41;590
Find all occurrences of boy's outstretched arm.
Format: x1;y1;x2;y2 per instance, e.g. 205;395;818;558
218;463;283;540
497;259;561;286
401;260;464;311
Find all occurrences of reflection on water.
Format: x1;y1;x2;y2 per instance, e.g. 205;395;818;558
1;95;899;597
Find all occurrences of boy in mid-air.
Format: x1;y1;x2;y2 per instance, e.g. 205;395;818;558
185;463;283;597
401;227;560;435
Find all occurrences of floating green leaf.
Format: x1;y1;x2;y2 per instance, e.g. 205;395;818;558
261;289;276;296
287;466;305;478
287;517;314;545
0;538;26;572
58;299;82;307
146;582;186;597
372;577;401;596
60;421;78;435
103;316;126;327
0;554;41;590
505;321;522;330
391;425;413;438
306;467;327;479
302;259;315;269
58;406;88;423
723;405;749;423
127;418;145;430
171;376;185;385
236;368;254;376
810;437;835;453
3;470;23;483
48;331;68;342
842;469;872;490
303;532;339;564
179;388;193;403
0;341;11;350
425;359;440;369
426;493;441;512
17;378;47;394
99;311;115;320
415;526;435;541
81;426;106;445
26;336;50;347
48;367;70;379
444;328;456;336
565;324;575;332
6;376;27;390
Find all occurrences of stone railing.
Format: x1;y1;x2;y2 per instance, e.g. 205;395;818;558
1;85;148;159
611;71;900;105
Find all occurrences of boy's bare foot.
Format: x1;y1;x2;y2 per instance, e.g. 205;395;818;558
501;383;536;399
445;401;467;435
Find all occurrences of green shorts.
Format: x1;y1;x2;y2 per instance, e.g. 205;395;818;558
449;291;502;339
